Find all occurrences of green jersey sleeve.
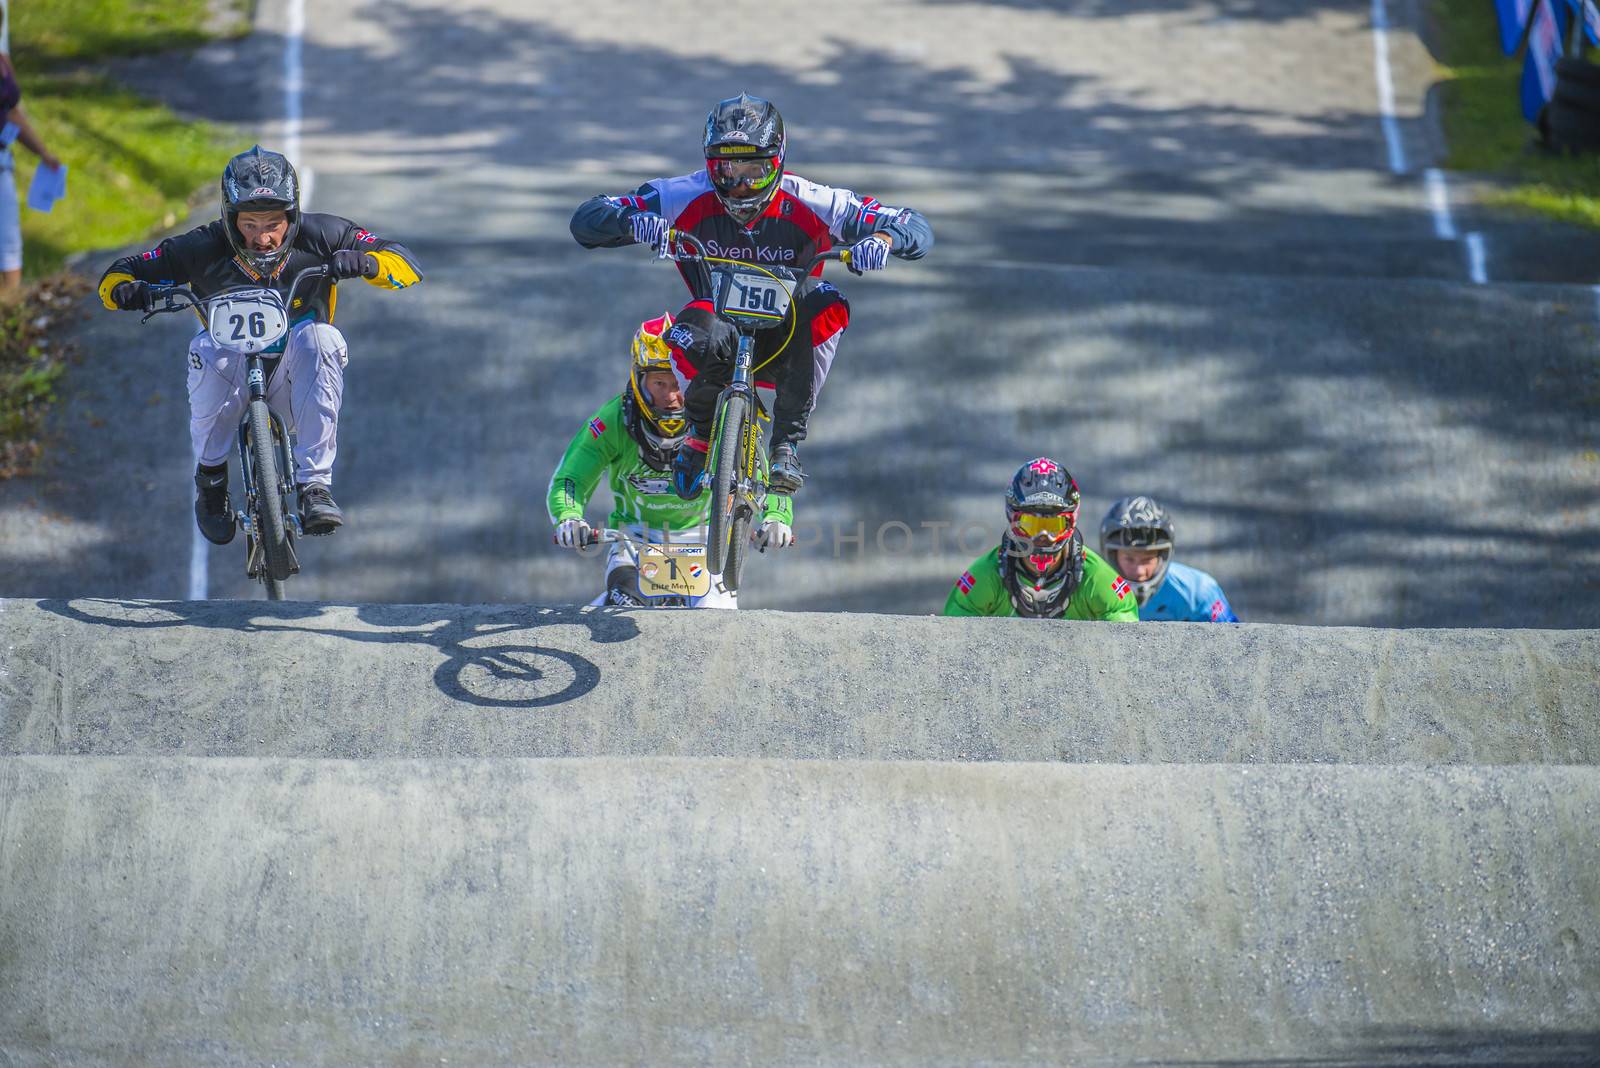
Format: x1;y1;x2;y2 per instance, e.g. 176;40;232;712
1068;548;1141;621
942;548;1010;616
546;397;626;524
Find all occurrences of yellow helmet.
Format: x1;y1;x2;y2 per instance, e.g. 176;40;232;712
625;313;689;466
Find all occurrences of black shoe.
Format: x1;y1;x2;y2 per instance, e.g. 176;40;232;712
298;483;343;535
193;464;236;545
672;438;709;501
768;442;804;495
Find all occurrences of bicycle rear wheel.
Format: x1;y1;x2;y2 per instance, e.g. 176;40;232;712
247;399;294;598
707;392;748;578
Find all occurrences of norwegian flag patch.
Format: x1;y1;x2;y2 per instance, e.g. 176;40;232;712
140;248;163;261
352;229;379;244
957;570;976;594
587;418;606;439
610;195;647;211
1112;576;1131;600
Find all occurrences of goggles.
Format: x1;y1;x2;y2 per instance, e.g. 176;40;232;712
707;157;780;194
1011;511;1075;542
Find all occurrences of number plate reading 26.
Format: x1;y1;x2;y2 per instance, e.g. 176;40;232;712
207;291;291;354
720;272;791;323
638;545;712;598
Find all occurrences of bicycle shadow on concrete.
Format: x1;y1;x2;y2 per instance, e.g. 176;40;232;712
34;597;641;710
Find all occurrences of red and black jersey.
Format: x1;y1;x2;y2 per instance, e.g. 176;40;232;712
570;169;932;292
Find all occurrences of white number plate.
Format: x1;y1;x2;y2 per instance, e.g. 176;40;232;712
637;544;711;598
207;291;291;353
724;274;791;320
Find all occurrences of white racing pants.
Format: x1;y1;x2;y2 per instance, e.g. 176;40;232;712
186;320;348;486
585;525;738;610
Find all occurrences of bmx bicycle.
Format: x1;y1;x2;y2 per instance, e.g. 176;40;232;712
142;264;333;601
657;229;848;592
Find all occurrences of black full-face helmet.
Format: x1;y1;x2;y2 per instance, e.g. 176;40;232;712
221;145;301;277
703;93;785;224
1000;457;1084;617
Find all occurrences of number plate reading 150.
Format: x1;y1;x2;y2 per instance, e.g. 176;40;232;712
207;292;291;354
722;274;791;321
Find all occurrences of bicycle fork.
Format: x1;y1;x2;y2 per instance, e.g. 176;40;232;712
713;334;764;515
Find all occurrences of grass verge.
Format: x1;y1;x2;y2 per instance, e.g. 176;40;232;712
0;275;88;478
0;2;249;475
1431;0;1600;226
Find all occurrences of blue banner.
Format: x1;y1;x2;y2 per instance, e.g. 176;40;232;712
1498;0;1537;53
1521;0;1569;121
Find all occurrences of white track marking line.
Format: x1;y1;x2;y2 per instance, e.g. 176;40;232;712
188;525;207;600
1425;168;1457;239
285;0;305;164
1372;0;1407;174
1466;232;1488;284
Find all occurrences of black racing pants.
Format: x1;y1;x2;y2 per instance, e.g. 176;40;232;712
666;277;850;448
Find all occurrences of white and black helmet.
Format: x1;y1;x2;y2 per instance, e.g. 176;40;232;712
1099;494;1174;605
221;145;301;276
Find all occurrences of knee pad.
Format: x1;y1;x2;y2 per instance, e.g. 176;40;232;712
604;567;647;607
670;303;737;367
297;322;350;369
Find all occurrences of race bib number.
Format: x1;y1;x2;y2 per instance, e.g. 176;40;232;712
725;274;790;320
637;544;711;598
207;291;290;354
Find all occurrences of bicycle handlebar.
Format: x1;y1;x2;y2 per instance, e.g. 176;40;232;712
139;262;335;323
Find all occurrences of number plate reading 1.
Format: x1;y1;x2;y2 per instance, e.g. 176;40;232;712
207;292;291;354
637;545;712;598
722;274;791;321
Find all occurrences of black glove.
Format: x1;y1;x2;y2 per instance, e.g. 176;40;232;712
330;249;377;280
111;279;154;312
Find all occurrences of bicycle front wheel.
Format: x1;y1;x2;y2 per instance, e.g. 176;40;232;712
707;392;749;577
247;399;294;596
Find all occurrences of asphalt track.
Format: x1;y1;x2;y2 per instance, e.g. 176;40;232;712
2;0;1600;1064
0;0;1595;623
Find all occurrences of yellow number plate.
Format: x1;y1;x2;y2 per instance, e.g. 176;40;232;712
637;545;711;598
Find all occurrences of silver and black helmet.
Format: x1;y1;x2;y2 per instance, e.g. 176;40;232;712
221;145;301;276
1099;494;1175;605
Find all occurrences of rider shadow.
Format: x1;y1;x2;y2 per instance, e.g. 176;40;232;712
35;598;641;711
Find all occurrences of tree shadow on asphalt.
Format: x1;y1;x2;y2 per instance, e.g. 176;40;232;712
34;597;642;710
8;3;1596;627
